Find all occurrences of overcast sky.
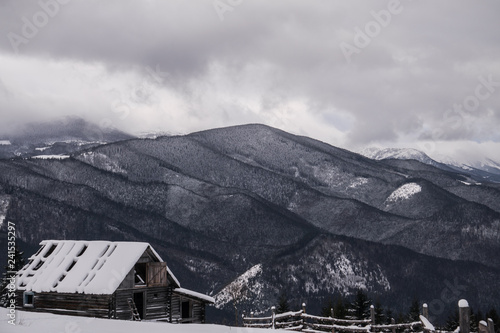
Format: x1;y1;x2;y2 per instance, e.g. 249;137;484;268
1;0;499;163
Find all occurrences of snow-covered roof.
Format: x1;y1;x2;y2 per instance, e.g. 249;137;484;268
16;240;180;294
174;288;215;304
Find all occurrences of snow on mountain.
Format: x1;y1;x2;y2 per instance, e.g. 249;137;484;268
360;147;500;182
31;155;70;160
214;264;265;310
79;151;127;174
360;147;436;165
385;183;422;203
433;154;500;176
0;140;11;145
0;195;10;228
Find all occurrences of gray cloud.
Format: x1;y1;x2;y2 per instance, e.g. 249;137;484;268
0;0;499;161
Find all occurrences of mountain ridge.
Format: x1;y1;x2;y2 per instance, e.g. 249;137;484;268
0;122;499;323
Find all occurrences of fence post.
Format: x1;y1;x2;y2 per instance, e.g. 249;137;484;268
331;307;334;318
251;311;254;318
391;318;396;333
423;303;428;319
459;299;470;333
271;306;276;329
302;303;306;314
371;304;375;324
488;318;495;333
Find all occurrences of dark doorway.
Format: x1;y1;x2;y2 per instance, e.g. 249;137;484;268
182;301;191;319
133;292;145;319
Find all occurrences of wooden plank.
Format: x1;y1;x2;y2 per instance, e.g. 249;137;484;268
147;262;167;287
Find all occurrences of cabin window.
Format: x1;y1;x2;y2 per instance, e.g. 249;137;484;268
23;291;35;308
146;262;167;287
134;263;147;286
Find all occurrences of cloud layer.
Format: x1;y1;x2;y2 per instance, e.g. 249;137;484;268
1;0;499;161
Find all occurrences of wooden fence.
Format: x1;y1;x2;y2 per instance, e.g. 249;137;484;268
242;299;496;333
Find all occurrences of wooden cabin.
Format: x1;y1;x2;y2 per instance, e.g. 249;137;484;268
15;240;214;322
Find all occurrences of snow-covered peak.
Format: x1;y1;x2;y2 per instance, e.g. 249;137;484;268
433;153;500;175
359;147;435;164
386;183;422;203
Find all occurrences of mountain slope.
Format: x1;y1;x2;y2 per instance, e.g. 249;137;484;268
0;123;499;323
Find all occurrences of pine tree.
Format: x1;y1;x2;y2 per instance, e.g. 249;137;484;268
321;297;334;318
1;246;25;307
351;289;371;320
445;308;460;331
385;308;394;324
486;307;500;333
374;300;384;324
276;292;290;314
408;298;420;321
334;297;348;319
470;307;479;333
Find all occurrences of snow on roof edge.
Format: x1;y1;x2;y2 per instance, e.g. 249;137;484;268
174;288;215;303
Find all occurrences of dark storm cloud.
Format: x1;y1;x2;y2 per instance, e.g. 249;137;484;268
0;0;499;156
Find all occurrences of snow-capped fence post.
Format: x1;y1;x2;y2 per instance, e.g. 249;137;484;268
271;306;276;329
488;318;495;333
391;318;396;333
251;311;254;318
331;307;334;318
370;304;375;325
479;320;489;333
459;299;470;333
302;302;306;313
422;303;428;319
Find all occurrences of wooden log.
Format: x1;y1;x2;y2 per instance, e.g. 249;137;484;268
458;299;470;333
420;315;435;332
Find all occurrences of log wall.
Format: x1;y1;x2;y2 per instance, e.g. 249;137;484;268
15;291;111;318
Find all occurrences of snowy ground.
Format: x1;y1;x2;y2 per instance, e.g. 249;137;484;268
0;308;277;333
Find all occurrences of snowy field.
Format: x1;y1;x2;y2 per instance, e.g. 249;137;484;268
0;308;276;333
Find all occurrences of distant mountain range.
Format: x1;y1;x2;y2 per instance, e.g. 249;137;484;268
0;121;499;323
360;147;500;183
0;116;134;159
